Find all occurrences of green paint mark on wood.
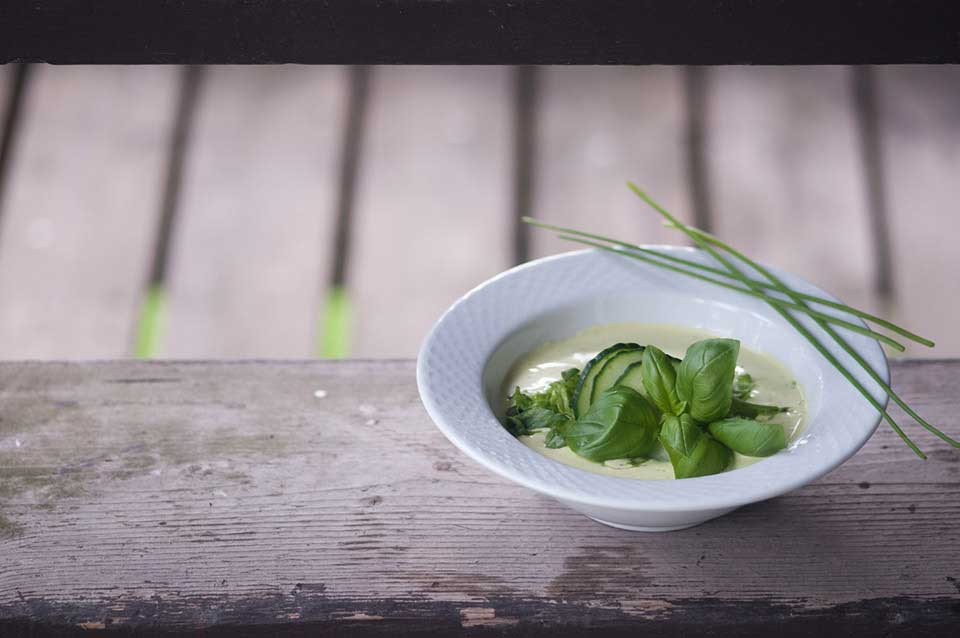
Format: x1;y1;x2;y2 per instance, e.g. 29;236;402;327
319;286;351;358
135;285;166;358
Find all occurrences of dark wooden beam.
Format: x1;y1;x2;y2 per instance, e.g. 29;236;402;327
2;1;958;64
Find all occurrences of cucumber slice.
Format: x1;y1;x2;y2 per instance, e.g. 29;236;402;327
616;351;681;395
591;346;645;401
572;343;640;419
613;360;646;396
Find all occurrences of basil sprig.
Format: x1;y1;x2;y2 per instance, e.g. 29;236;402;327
504;368;579;438
641;345;686;416
729;397;788;419
676;338;740;423
660;414;733;478
733;372;754;399
708;417;787;457
502;338;790;479
565;387;660;462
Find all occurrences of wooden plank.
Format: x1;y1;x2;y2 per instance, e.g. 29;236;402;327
529;66;692;258
0;359;957;635
875;66;960;359
0;66;176;358
162;66;346;358
4;1;960;65
349;66;512;357
707;67;876;313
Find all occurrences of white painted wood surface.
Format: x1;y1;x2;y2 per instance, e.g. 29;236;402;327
162;66;347;357
530;66;692;258
0;360;957;633
0;66;176;358
349;67;513;357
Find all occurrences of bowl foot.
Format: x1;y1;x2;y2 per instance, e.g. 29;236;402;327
588;516;706;532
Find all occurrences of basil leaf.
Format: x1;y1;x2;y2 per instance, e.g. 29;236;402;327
509;386;534;412
503;368;582;438
641;345;686;416
660;414;733;478
504;414;532;437
676;338;740;423
544;425;568;449
733;372;754;400
504;406;562;436
730;397;788;419
565;387;660;462
659;413;700;457
708;417;787;457
561;367;581;392
533;368;580;415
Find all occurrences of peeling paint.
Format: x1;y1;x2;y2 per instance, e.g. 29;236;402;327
459;606;517;627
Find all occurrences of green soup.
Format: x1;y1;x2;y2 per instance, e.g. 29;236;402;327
502;323;805;480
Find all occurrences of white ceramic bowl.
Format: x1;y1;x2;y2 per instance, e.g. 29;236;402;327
417;248;888;531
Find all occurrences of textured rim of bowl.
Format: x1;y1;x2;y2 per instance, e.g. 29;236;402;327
417;248;888;513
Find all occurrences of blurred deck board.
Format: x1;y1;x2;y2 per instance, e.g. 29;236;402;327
162;67;346;357
0;66;955;361
877;66;960;358
349;67;512;357
0;359;957;635
530;67;692;257
0;66;176;358
707;67;875;312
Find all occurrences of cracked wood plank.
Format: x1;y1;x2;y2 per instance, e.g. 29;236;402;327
0;359;958;635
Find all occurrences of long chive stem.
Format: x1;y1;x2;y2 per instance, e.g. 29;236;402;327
626;183;927;458
677;224;960;450
524;216;933;347
557;234;907;352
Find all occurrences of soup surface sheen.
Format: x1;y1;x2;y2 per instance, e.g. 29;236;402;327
502;322;805;480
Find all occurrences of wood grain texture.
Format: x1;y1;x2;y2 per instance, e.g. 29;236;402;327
162;66;346;357
349;67;512;357
1;359;958;636
875;66;960;359
529;67;692;258
707;66;876;313
0;66;176;358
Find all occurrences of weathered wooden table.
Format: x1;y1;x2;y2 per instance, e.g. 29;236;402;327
1;360;958;635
